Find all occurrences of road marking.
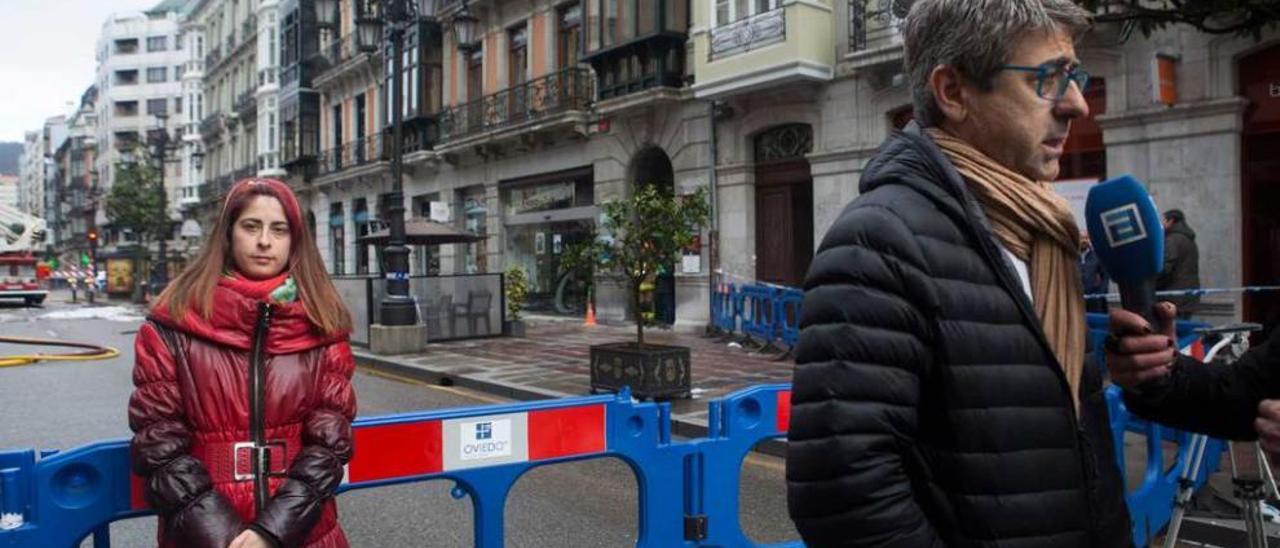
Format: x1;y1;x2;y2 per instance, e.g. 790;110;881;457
357;366;508;404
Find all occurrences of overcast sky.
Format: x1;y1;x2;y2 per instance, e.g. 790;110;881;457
0;0;163;142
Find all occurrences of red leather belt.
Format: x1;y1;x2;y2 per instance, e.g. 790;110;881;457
193;439;296;484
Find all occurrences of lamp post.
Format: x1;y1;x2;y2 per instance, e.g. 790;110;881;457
149;112;180;290
315;0;450;327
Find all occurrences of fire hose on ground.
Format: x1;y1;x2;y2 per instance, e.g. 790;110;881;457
0;336;120;368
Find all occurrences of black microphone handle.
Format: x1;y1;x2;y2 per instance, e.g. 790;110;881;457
1118;277;1158;328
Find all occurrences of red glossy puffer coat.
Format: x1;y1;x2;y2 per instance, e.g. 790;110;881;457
128;280;356;548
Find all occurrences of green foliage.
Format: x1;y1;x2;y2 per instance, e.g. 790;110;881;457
504;265;529;321
104;148;167;245
595;185;710;345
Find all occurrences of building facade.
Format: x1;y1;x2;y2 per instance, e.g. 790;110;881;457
179;0;288;228
170;0;1278;327
18;132;45;217
53;87;101;268
93;5;189;259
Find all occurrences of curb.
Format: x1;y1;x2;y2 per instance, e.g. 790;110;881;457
352;349;789;459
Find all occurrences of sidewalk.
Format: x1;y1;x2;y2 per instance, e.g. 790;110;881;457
352;317;794;439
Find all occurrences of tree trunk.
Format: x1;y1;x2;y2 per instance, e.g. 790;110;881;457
633;279;644;347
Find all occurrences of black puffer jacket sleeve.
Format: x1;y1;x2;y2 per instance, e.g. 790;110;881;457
786;198;944;547
128;322;244;548
253;340;357;547
1124;326;1280;440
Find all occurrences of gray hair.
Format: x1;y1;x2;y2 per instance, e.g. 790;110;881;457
902;0;1092;127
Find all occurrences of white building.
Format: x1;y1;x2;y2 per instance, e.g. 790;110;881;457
93;2;190;256
18;132;43;216
0;175;18;211
178;0;286;224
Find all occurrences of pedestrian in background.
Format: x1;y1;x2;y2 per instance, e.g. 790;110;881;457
1081;234;1110;314
1157;209;1200;319
786;0;1134;545
128;178;356;548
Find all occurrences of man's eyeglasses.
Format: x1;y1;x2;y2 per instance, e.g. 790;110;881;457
1001;62;1091;100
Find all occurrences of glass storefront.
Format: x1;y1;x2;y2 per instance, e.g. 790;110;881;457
501;167;595;316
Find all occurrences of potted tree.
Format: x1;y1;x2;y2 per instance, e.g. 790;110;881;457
588;185;710;400
503;265;529;337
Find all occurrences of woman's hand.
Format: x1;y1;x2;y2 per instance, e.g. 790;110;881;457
1105;303;1179;389
228;529;273;548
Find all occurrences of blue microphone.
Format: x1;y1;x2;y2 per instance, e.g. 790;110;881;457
1085;174;1165;324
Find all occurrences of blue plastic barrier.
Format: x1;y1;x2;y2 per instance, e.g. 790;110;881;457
0;313;1227;548
0;386;803;548
740;286;778;346
775;289;804;348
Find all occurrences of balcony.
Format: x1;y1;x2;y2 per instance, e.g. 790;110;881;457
204;45;223;69
437;67;593;152
311;33;373;90
584;33;687;108
317;135;386;178
692;2;834;99
235;91;257;121
243;14;258;41
178;186;200;208
845;0;906;71
200;174;234;204
200;114;224;141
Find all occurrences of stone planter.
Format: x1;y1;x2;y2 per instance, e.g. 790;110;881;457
504;319;527;337
589;342;691;400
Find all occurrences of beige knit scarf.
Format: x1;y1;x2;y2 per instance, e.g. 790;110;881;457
926;128;1087;412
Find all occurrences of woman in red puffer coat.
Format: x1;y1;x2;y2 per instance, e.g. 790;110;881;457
128;178;355;548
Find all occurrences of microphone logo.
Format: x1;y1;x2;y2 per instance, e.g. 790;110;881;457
1101;203;1149;247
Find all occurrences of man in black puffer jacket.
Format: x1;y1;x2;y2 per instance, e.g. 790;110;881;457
786;1;1132;546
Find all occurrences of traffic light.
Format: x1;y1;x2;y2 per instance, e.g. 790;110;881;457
81;252;90;267
87;229;98;242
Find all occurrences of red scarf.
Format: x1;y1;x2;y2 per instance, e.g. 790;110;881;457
218;271;289;301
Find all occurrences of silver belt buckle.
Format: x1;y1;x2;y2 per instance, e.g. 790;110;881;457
232;441;255;482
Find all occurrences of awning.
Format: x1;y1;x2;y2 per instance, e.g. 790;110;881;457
356;218;486;246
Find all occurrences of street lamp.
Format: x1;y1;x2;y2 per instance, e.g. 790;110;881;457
316;0;442;327
149;112;180;290
452;2;480;53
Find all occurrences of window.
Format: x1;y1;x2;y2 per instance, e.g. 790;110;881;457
509;25;528;87
114;69;139;86
714;0;779;25
147;67;168;83
114;101;139;117
329;202;346;275
114;38;139;54
354;199;369;275
147;36;167;51
466;49;484;101
147;98;168;115
603;0;618;47
175;65;185;79
558;3;583;68
175;97;183;114
176;34;183;50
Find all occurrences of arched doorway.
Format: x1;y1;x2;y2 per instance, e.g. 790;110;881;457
1240;44;1280;333
630;146;677;325
753;124;814;287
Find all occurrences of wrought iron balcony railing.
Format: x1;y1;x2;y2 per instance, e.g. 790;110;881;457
313;33;364;79
243;14;257;40
204;46;222;69
200;114;223;140
438;67;593;143
318;134;386;176
235;91;256;120
709;7;786;61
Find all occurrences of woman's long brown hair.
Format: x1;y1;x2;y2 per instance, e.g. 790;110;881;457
153;178;353;335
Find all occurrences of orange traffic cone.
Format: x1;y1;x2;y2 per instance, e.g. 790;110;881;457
584;302;597;326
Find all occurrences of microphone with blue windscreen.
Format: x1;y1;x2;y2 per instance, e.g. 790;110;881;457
1085;174;1164;324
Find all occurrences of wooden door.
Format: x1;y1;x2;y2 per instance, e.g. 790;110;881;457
754;161;813;287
